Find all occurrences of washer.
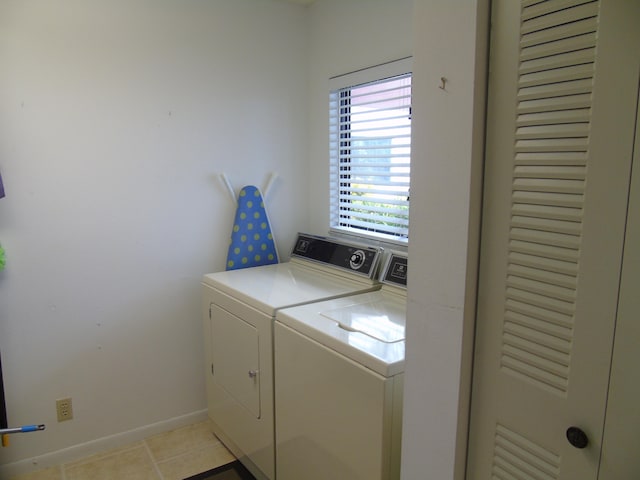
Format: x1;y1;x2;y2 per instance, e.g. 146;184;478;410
274;252;408;480
202;233;382;480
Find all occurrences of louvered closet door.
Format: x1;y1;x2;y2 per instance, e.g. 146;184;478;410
467;1;640;479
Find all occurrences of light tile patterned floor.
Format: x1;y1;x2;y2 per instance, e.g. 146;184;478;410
10;421;235;480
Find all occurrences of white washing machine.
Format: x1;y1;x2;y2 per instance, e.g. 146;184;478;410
202;233;383;480
274;252;408;480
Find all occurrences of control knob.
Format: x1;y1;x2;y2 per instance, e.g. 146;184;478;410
350;250;366;270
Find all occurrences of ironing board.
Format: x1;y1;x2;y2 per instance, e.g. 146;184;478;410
226;185;278;270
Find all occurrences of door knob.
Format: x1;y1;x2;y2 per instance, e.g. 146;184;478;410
566;426;589;449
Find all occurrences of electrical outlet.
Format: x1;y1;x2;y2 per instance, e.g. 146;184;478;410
56;397;73;422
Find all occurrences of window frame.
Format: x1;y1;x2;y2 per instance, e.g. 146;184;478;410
329;57;413;245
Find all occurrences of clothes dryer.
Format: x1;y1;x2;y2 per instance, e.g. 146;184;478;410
274;252;408;480
202;233;382;480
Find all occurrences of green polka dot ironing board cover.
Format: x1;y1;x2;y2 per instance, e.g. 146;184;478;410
226;185;279;270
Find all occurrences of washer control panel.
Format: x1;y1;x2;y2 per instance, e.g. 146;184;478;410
380;252;408;288
291;233;382;279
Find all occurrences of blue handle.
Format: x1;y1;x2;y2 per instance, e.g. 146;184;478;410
1;424;45;435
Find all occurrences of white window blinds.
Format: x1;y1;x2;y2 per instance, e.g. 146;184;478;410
329;58;412;242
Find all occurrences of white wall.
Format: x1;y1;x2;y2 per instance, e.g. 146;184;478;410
306;0;413;236
402;2;489;480
0;0;308;470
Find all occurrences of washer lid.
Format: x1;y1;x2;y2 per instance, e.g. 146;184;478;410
276;290;406;377
320;300;405;343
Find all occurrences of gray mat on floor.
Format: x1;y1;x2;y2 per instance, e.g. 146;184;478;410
184;460;256;480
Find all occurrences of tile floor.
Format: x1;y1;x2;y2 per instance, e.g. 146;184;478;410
10;420;236;480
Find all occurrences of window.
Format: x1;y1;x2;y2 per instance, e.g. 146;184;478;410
329;58;412;243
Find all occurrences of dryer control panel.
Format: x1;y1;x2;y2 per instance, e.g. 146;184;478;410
291;233;382;279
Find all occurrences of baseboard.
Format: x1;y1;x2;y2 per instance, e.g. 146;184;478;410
0;409;208;478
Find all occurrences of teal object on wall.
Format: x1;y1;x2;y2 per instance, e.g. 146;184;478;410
226;185;278;270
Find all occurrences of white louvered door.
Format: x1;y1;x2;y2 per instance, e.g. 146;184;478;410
467;1;640;479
